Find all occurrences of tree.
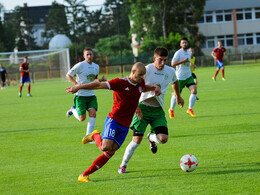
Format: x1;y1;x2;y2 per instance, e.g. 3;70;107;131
126;0;206;50
44;1;69;39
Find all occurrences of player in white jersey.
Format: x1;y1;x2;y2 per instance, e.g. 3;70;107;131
66;48;106;142
118;47;184;174
169;37;197;118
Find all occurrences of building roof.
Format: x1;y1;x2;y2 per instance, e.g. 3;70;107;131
204;0;260;11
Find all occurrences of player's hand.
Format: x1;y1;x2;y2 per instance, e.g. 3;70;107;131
154;86;161;96
135;106;143;120
183;58;189;62
66;85;81;94
176;97;184;108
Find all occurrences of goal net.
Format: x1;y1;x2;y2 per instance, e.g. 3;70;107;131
0;48;70;82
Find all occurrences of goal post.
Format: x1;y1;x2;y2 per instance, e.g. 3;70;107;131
0;48;71;82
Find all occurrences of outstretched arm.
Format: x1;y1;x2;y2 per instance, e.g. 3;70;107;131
66;80;109;94
171;58;189;67
143;85;161;96
171;81;184;108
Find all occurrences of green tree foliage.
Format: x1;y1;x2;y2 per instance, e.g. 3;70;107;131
44;2;69;38
0;3;16;51
126;0;205;51
95;35;132;55
9;6;37;51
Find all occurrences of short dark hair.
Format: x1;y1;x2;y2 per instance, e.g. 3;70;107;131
24;56;28;59
154;47;168;57
83;48;92;53
181;37;188;42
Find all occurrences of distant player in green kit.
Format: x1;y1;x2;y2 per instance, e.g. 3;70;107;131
66;48;106;142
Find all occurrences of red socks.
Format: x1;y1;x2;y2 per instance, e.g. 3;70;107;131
214;70;219;78
82;152;113;176
19;85;23;92
221;69;225;78
28;85;30;94
93;133;102;150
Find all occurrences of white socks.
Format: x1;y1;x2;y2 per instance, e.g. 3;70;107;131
149;133;162;144
170;94;177;110
120;140;140;167
86;117;96;135
189;94;197;109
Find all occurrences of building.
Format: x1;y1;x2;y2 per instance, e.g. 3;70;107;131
198;0;260;54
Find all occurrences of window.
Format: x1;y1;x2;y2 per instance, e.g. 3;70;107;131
255;8;260;19
256;33;260;44
246;34;253;45
236;9;243;20
245;9;252;20
206;37;215;48
216;11;223;22
224;10;232;21
205;12;213;23
226;35;233;46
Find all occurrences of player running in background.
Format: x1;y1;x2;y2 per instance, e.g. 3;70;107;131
0;63;8;90
118;47;184;174
189;48;199;101
169;37;197;118
66;62;161;182
66;48;106;141
211;40;226;81
19;56;32;97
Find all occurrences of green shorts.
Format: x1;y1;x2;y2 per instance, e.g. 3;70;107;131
74;95;98;116
130;102;167;134
179;76;195;93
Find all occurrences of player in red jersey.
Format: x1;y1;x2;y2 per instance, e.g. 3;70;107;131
211;41;226;81
19;56;32;97
66;62;161;182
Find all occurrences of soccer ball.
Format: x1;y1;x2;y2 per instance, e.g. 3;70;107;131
180;154;198;172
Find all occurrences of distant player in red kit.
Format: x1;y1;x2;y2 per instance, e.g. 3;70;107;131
19;56;32;97
211;41;226;81
66;62;161;182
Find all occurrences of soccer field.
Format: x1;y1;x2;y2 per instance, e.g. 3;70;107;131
0;64;259;194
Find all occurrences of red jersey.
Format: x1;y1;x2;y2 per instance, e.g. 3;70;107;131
107;77;145;127
213;47;226;61
20;62;30;77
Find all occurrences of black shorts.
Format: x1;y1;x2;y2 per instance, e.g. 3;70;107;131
192;73;197;79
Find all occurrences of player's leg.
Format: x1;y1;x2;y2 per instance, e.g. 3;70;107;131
19;77;24;97
119;103;148;173
71;96;86;121
221;66;225;80
86;96;98;135
119;131;144;173
169;80;183;119
27;80;32;97
187;83;197;117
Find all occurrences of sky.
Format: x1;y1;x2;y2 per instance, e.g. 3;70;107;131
1;0;105;11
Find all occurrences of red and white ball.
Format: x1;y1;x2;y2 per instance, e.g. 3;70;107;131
180;154;198;172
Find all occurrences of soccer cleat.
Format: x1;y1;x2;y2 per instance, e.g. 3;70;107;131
78;174;92;182
147;132;157;154
27;93;32;97
222;78;226;81
196;96;199;100
19;92;22;98
168;109;174;119
187;109;196;117
212;77;216;81
66;105;75;117
118;166;126;174
82;130;100;144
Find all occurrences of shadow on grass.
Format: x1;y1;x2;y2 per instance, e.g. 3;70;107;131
197;112;260;118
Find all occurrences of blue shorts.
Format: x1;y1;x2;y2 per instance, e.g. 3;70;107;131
216;60;224;69
20;76;31;83
102;116;129;148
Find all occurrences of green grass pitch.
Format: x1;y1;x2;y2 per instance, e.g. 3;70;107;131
0;64;259;194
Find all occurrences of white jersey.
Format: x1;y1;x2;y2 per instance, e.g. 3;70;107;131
139;63;177;108
171;49;191;80
67;61;100;96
